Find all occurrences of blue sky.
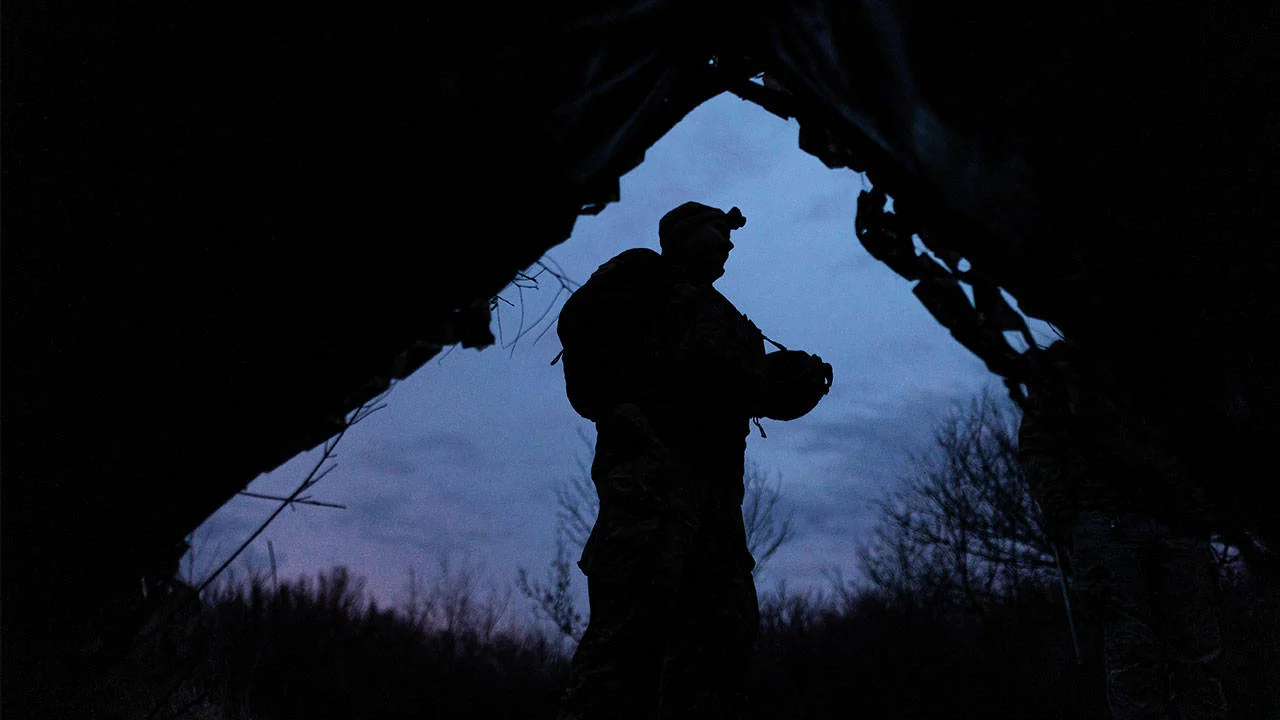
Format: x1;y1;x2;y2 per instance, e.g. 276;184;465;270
189;91;1053;618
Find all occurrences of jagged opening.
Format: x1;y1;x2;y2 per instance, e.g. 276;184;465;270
188;92;1058;610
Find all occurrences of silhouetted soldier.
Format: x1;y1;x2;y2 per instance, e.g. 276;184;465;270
1018;340;1228;720
555;201;832;720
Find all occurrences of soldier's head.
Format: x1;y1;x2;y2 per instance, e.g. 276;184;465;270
659;201;746;285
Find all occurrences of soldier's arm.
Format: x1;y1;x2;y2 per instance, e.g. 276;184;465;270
657;289;760;402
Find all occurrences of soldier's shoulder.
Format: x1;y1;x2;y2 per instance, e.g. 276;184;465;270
579;248;670;294
593;248;664;278
563;248;666;318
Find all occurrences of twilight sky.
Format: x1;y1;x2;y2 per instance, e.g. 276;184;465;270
189;91;1054;617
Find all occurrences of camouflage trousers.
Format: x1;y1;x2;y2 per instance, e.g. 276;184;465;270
559;446;759;720
1072;510;1228;720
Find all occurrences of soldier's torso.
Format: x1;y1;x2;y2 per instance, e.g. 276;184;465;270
638;269;766;469
560;249;766;470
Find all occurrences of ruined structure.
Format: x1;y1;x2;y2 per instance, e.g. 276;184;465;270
3;1;1274;712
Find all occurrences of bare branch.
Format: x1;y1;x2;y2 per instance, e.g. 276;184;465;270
861;389;1055;611
235;491;347;509
490;252;581;355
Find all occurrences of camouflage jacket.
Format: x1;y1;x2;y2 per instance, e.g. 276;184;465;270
558;248;767;468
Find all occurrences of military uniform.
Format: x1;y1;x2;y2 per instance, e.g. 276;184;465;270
557;247;767;720
1018;345;1228;720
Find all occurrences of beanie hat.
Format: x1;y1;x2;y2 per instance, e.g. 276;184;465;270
658;202;746;249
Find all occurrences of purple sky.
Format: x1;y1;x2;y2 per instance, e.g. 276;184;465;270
189;92;1054;620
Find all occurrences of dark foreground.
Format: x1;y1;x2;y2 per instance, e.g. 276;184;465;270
45;565;1280;720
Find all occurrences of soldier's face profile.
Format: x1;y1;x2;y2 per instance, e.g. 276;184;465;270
673;219;734;282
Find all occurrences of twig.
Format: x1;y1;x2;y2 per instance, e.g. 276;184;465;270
435;343;458;365
236;491;346;509
491;252;580;355
494;298;506;346
524;285;568;345
507;282;528;354
137;391;390;720
511;284;571;353
191;395;386;599
536;256;581;291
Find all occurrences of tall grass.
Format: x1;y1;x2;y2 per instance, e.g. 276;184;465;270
116;563;1276;720
128;567;567;720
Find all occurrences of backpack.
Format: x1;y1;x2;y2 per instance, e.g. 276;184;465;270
556;248;671;421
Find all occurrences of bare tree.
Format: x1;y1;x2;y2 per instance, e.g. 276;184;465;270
552;429;600;553
516;527;587;643
401;557;514;642
859;390;1056;614
742;459;796;573
519;431;795;641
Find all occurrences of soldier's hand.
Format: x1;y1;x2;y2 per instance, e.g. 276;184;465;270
761;350;833;421
806;354;834;394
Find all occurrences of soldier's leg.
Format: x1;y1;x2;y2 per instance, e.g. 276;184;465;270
658;493;759;720
1074;510;1167;720
560;577;674;720
559;451;699;720
1152;530;1228;720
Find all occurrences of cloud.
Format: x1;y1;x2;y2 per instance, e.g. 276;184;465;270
799;179;864;226
798;387;955;465
413;430;492;470
682;95;792;179
350;430;493;481
327;492;484;565
329;452;558;560
747;383;995;592
354;447;418;478
778;385;977;551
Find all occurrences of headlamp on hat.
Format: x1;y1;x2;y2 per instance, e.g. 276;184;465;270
659;201;746;250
